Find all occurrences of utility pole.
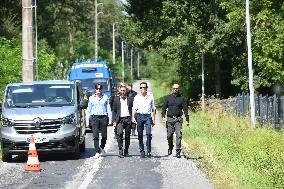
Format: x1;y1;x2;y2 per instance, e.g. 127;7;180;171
112;23;117;64
246;0;256;128
121;41;125;83
22;0;34;81
94;0;103;61
34;0;38;80
130;48;133;81
202;50;205;112
137;52;140;79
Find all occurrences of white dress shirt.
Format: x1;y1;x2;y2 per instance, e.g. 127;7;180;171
132;93;156;114
120;97;130;117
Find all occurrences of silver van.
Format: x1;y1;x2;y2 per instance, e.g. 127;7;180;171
0;80;86;162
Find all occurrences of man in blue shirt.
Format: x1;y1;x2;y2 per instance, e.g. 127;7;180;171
87;83;112;157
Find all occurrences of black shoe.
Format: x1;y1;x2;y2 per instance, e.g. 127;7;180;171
124;149;129;157
176;151;181;158
140;152;146;158
147;152;152;158
168;149;172;155
119;149;124;158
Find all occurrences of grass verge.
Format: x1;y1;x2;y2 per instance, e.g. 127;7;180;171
151;79;284;188
183;111;284;189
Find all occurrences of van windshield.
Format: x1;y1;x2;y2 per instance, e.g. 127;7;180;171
81;78;109;93
4;84;74;108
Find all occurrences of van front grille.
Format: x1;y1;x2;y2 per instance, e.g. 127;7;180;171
12;119;62;134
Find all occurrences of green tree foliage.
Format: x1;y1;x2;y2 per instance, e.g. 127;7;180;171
121;0;284;98
0;0;124;91
0;37;56;99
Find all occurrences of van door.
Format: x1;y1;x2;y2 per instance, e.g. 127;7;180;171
76;82;85;140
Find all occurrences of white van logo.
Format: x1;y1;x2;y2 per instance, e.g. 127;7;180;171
33;118;42;127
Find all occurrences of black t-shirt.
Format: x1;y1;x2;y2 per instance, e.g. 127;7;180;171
162;94;189;122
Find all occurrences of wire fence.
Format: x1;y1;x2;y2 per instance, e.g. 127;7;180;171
236;93;284;130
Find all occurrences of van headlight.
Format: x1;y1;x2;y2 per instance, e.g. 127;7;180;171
1;117;13;127
62;114;75;124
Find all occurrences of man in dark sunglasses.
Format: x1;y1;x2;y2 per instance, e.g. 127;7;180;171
162;83;189;158
86;83;112;158
132;82;156;158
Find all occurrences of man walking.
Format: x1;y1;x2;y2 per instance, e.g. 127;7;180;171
127;83;137;136
109;86;121;139
127;83;137;97
162;84;189;158
112;85;134;158
87;83;112;158
132;82;156;158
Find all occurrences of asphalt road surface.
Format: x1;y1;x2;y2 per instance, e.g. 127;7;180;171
0;80;214;189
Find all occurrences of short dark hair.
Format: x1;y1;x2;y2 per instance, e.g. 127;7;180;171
128;83;133;87
95;83;103;90
120;85;127;90
140;82;148;88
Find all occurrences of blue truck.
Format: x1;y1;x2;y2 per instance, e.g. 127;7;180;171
68;60;116;97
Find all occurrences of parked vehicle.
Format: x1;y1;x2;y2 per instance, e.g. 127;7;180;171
68;60;116;97
0;80;86;162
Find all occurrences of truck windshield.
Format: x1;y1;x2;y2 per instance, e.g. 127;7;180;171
81;78;109;92
4;84;74;108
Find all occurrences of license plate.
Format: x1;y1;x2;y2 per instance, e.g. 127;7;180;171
26;136;49;143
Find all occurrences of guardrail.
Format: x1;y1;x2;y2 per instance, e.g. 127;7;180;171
236;94;284;129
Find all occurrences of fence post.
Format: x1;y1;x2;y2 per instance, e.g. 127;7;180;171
255;94;259;122
280;96;284;129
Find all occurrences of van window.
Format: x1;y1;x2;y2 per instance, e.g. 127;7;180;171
5;84;74;108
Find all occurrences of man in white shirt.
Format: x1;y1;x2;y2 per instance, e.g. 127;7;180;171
132;82;156;158
112;86;134;158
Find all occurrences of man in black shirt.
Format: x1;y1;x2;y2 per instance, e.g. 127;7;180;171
127;83;138;136
127;83;137;97
110;86;121;139
162;84;189;158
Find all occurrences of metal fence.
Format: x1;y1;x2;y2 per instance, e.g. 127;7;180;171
236;94;284;129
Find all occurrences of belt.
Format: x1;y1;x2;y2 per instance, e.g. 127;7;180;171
137;113;151;116
120;116;131;119
91;115;107;118
167;115;182;119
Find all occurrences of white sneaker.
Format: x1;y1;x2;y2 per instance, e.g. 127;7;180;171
94;152;100;158
99;146;106;155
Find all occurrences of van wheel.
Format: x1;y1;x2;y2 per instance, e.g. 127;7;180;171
80;138;86;152
2;153;12;162
71;139;80;160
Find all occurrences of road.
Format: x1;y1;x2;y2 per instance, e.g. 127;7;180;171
0;80;214;189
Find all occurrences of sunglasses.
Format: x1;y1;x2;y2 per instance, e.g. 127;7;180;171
140;86;147;89
173;88;179;90
96;88;102;90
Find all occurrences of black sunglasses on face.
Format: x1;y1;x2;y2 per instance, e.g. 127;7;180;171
140;86;147;89
96;88;102;90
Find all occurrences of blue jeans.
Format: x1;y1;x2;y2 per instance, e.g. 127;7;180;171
136;113;152;153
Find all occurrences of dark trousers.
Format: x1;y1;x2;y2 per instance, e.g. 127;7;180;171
90;115;108;150
167;117;182;150
136;113;152;153
116;117;132;150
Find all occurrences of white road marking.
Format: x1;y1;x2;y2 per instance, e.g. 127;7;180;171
65;129;114;189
